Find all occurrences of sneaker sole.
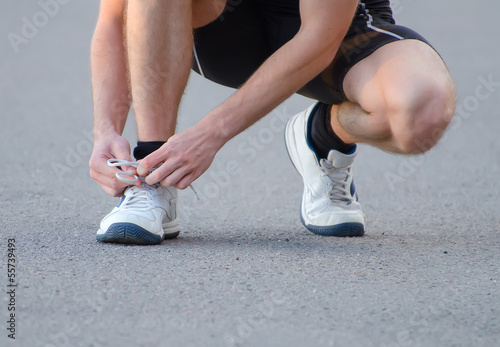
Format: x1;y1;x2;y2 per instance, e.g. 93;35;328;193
285;111;364;237
300;214;364;236
96;223;179;245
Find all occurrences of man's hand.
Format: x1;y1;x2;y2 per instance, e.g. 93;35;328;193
89;132;141;197
137;124;224;190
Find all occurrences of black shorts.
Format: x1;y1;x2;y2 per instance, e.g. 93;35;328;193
193;0;433;105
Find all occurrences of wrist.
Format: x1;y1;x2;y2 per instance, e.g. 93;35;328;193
201;102;244;144
93;123;121;142
198;112;232;149
92;109;128;141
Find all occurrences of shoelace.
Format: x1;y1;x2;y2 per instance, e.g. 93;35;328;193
320;159;354;205
120;184;156;210
108;159;199;199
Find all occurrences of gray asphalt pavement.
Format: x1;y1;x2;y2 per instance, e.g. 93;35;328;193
1;1;499;346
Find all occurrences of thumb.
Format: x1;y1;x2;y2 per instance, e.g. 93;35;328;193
137;149;164;177
113;143;135;171
113;140;133;162
114;146;141;185
116;151;134;168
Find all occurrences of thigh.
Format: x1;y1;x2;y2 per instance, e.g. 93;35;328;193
299;18;440;105
343;38;452;114
193;0;302;89
193;0;270;89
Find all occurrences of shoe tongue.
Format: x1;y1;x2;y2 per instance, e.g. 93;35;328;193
326;147;357;168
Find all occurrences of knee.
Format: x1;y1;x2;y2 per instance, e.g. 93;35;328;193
387;76;455;154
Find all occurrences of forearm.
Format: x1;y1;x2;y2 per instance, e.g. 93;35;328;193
200;31;341;143
200;0;357;144
91;18;130;140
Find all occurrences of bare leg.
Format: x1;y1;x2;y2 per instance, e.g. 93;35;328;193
330;40;456;154
126;0;193;142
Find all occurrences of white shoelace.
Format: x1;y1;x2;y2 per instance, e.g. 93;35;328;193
120;185;156;210
108;159;199;199
320;159;354;205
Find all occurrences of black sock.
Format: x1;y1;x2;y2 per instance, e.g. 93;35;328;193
308;103;355;158
133;141;166;160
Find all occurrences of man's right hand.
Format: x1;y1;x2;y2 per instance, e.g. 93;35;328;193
89;132;141;197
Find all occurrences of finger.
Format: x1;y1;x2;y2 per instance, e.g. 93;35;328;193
116;174;142;186
90;155;115;176
126;166;137;175
137;147;166;176
91;155;132;178
144;159;181;185
114;148;136;173
96;163;129;185
92;168;141;196
157;165;192;187
174;172;197;190
91;155;142;187
94;175;127;197
127;160;141;174
100;184;125;198
91;169;127;191
113;140;133;161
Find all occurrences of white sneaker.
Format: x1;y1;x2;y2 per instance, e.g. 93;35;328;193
96;183;180;245
285;103;365;237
